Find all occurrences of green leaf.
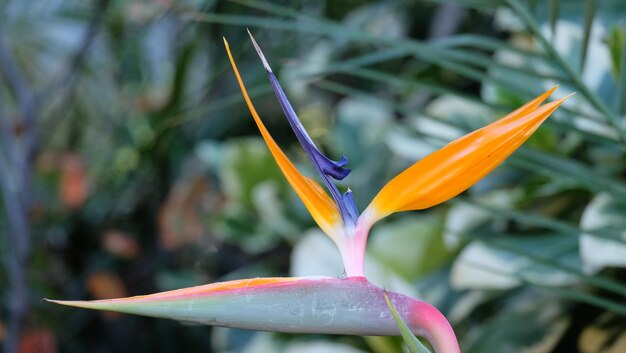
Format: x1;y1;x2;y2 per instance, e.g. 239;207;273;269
619;33;626;116
529;0;537;15
608;25;626;114
220;138;287;207
384;292;432;353
154;84;272;134
213;1;569;101
580;0;597;71
200;0;625;142
424;0;503;10
580;193;626;272
462;292;568;353
319;73;616;147
318;79;625;198
364;336;404;353
549;0;559;41
434;34;557;65
607;25;626;77
506;0;626;142
449;234;626;316
450;234;581;290
335;66;611;139
370;216;450;280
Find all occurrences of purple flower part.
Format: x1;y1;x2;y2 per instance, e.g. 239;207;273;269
248;31;358;225
342;189;359;222
267;74;352;181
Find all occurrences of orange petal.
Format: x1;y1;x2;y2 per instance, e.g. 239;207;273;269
223;38;341;238
367;89;569;221
496;85;558;124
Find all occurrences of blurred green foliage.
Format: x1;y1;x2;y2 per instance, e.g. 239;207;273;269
1;0;626;352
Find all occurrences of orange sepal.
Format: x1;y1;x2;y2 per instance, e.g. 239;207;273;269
368;88;569;221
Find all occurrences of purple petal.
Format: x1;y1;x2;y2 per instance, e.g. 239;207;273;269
342;189;359;222
314;153;351;180
248;31;358;225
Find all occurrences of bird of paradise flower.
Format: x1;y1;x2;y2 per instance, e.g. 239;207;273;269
47;31;570;353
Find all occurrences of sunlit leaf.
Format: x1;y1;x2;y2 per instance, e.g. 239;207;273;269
451;235;581;290
579;314;626;353
580;193;626;272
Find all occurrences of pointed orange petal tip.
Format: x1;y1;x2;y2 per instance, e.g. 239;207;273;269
367;89;570;222
223;38;342;239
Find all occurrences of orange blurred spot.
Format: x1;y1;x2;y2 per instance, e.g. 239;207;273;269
18;328;56;353
87;271;127;300
102;230;140;259
158;175;212;250
134;89;169;113
59;153;89;210
87;271;128;319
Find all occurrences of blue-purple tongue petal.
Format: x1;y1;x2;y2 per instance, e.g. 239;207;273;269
248;31;357;225
342;189;359;222
314;153;351;180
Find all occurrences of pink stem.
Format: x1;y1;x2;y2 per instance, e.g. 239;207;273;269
339;214;374;277
408;300;461;353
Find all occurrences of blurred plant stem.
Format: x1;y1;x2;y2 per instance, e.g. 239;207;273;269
0;30;37;353
427;3;465;40
0;1;108;351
